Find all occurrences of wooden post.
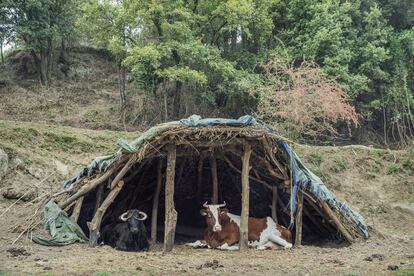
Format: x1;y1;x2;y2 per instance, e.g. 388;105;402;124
210;153;218;204
164;145;177;252
295;189;303;247
196;153;205;204
271;186;278;223
94;184;104;215
88;180;125;246
151;158;163;244
70;196;84;223
239;143;252;251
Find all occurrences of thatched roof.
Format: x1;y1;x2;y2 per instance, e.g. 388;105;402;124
32;115;369;247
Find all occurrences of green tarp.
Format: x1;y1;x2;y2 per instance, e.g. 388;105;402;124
32;200;88;246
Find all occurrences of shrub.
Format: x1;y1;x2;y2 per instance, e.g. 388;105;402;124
255;58;359;140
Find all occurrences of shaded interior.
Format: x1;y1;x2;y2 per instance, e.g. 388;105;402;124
75;143;344;246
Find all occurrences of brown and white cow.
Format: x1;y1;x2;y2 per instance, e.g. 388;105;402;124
188;202;292;250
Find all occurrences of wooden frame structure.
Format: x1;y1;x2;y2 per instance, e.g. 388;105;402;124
29;124;365;252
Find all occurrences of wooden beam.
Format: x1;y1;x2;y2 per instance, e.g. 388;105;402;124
110;155;137;189
88;180;125;246
210;152;219;204
58;161;123;209
164;145;177;252
94;184;104;215
70;196;84;223
219;153;272;189
271;186;278;223
294;189;303;247
239;143;252;251
320;201;354;243
151;158;163;244
197;153;205;204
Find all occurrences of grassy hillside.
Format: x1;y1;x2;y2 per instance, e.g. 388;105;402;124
0;120;136;201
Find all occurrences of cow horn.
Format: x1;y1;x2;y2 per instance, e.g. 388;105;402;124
217;201;226;208
120;211;130;221
203;201;209;208
138;211;148;221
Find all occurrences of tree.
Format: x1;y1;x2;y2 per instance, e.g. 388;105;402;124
4;0;78;85
0;3;14;65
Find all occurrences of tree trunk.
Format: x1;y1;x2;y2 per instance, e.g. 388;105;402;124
39;48;48;85
59;39;67;64
47;39;53;81
173;81;182;119
118;62;126;109
239;143;252;251
0;40;4;65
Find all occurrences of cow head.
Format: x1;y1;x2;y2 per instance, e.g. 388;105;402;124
119;209;148;234
200;201;228;232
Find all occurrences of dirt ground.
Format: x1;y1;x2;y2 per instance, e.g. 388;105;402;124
0;210;413;276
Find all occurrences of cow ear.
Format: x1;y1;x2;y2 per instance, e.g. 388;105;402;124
220;208;229;214
200;209;207;216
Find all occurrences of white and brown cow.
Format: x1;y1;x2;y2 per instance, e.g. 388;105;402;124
188;202;292;250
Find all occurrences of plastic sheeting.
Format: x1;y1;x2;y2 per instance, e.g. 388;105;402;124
32;201;88;246
60;115;369;239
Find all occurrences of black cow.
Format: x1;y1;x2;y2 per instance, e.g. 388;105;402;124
101;209;149;251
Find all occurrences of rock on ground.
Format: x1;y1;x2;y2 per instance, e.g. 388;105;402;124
0;148;8;181
392;203;414;216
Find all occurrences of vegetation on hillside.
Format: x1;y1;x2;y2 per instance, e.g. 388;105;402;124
1;0;413;146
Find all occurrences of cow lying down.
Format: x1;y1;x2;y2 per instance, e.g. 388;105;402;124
100;209;149;252
187;202;292;250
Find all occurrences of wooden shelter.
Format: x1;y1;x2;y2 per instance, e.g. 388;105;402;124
43;116;369;251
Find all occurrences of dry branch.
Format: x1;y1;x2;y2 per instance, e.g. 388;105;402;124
89;180;125;246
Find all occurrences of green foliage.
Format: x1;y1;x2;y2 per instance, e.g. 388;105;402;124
394;268;414;276
3;0;414;144
2;0;79;84
387;164;400;174
307;153;325;166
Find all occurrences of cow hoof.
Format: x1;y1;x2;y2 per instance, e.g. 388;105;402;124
284;243;293;249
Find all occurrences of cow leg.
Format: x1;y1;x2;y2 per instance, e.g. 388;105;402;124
185;240;208;248
219;243;239;251
269;233;292;249
257;241;278;250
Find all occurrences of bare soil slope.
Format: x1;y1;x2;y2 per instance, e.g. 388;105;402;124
0;49;133;131
0;120;413;276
